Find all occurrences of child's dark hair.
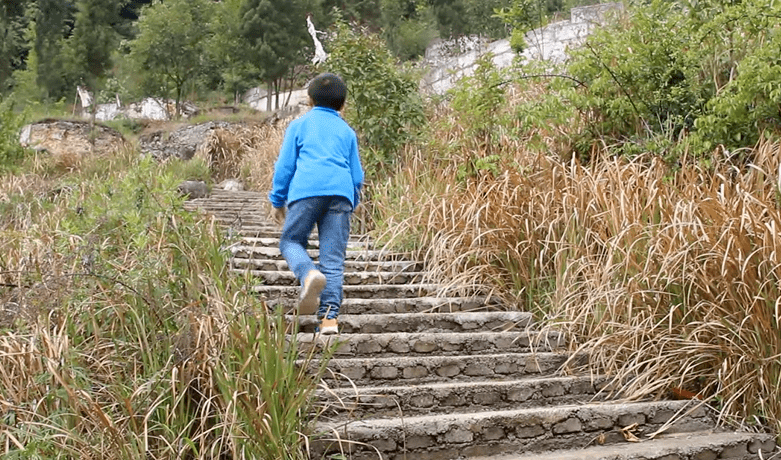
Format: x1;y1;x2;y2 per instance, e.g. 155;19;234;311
307;73;347;111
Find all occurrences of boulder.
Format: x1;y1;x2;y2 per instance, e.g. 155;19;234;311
218;179;244;192
18;119;128;156
177;180;209;199
138;121;233;161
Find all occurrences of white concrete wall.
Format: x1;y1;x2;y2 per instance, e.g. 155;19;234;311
420;3;624;94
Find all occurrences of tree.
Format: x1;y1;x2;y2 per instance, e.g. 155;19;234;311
379;0;438;60
240;0;318;111
494;0;548;52
429;0;509;40
32;0;76;100
205;0;256;104
62;0;123;90
128;0;213;116
0;0;30;93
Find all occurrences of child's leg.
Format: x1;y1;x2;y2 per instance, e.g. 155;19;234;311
279;197;326;282
316;197;353;320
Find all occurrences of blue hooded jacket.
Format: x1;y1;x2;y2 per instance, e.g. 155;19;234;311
268;107;363;209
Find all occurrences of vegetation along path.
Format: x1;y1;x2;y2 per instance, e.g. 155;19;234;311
186;189;778;460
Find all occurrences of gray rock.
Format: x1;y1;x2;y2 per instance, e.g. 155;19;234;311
139;121;233;161
177;180;209;199
218;179;244;191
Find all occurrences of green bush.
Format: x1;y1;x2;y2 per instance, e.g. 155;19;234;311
0;97;30;173
325;21;426;178
448;54;509;178
693;27;781;153
565;1;707;147
553;0;781;160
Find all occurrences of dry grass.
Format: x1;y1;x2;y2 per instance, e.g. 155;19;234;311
194;118;287;193
371;82;781;438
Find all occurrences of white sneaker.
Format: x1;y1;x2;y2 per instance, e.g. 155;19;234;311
297;270;325;315
319;318;339;335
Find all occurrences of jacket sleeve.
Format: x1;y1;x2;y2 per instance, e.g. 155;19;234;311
349;134;364;206
268;123;298;208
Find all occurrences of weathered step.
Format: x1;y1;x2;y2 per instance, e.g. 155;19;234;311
235;233;369;243
271;296;498;314
309;352;573;387
231;227;373;239
235;269;425;286
312;400;716;460
317;375;611;418
231;257;424;273
291;311;532;334
231;245;409;262
228;236;371;249
482;430;778;460
257;283;442;301
299;330;564;357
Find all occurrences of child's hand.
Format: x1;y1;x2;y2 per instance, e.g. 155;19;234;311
272;207;286;226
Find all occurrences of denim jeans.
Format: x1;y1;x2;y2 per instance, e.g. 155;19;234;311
279;196;352;319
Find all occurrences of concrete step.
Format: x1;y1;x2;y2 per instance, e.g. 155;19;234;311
226;236;371;250
290;311;533;334
230;245;410;262
256;283;443;302
476;430;778;460
268;296;498;314
235;233;369;243
299;330;564;357
231;257;424;273
308;352;573;387
317;375;611;419
312;400;717;460
235;269;425;286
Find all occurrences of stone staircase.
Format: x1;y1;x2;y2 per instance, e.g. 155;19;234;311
185;189;778;460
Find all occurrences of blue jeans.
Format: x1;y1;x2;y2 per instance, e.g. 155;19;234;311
279;196;352;319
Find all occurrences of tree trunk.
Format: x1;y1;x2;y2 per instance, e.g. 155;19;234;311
274;78;281;110
266;80;273;112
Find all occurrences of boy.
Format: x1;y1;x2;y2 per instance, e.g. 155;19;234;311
268;73;364;335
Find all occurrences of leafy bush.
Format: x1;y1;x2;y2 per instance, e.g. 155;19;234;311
693;26;781;153
555;0;781;160
0;97;30;173
448;54;508;179
325;21;426;177
565;1;707;151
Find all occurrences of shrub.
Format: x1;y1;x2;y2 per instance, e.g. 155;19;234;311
556;0;781;160
0;97;30;173
325;21;426;178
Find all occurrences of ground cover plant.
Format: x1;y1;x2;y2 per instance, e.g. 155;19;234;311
0;107;334;458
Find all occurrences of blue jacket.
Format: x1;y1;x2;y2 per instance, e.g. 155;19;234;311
268;107;364;209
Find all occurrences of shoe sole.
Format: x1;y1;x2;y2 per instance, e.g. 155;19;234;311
298;272;326;315
320;326;339;335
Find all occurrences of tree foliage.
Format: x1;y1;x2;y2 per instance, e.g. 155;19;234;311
129;0;213;115
61;0;123;89
0;0;30;92
240;0;318;110
32;0;75;100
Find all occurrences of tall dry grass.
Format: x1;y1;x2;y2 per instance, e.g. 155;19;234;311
195;119;287;194
372;85;781;438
